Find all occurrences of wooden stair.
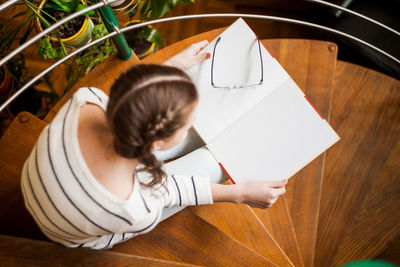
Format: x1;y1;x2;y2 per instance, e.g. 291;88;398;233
0;28;399;266
0;234;199;266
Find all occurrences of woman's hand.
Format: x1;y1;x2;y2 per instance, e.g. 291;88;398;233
211;179;288;209
163;40;211;70
237;180;287;209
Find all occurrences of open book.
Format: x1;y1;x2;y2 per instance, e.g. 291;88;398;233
186;18;340;183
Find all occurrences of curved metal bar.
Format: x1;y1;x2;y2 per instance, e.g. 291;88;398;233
1;13;399;113
306;0;400;36
0;0;20;12
0;30;117;113
0;0;120;67
121;14;400;64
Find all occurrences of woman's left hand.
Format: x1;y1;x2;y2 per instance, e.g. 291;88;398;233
163;40;211;70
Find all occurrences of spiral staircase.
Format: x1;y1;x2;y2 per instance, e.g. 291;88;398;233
0;23;399;265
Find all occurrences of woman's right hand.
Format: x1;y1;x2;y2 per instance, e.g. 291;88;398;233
211;179;287;209
237;180;288;209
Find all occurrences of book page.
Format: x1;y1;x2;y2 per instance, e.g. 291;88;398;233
206;79;340;182
186;18;289;143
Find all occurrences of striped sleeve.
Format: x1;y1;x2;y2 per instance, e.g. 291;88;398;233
155;175;213;208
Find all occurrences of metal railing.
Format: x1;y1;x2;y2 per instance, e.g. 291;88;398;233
306;0;400;36
0;0;399;113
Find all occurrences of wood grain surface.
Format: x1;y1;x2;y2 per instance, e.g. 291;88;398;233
0;234;198;266
264;39;338;267
0;112;47;240
332;139;400;265
375;236;400;265
110;209;275;266
188;202;294;266
315;61;400;266
253;197;304;267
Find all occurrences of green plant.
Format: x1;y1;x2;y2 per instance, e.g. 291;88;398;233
128;0;195;47
43;0;94;14
24;0;68;57
64;22;116;91
0;19;30;92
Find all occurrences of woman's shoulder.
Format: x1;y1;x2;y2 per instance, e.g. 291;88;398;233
74;87;109;106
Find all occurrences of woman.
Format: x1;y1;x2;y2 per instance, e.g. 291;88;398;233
21;41;287;249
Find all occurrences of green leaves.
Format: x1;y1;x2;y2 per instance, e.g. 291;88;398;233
48;0;72;12
140;0;195;21
76;3;95;16
38;38;67;60
139;27;162;47
43;0;91;15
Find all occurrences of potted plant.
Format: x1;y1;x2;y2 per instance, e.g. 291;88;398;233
123;0;194;59
63;20;117;91
26;0;95;49
25;0;116;94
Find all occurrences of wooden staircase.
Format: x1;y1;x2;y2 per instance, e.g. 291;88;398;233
0;29;399;266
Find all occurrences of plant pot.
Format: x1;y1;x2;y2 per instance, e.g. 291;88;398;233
35;0;94;48
123;20;157;59
6;87;48;119
0;68;12;96
111;0;139;15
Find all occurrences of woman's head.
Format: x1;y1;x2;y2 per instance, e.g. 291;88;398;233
106;64;198;188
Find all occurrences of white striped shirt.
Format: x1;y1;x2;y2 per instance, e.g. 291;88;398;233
20;87;213;249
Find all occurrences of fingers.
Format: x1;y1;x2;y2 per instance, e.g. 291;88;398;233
189;52;210;66
191;40;209;55
198;52;211;61
265;179;288;188
271;187;286;198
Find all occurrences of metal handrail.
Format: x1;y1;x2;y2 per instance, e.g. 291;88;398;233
306;0;400;37
0;0;20;12
1;13;399;113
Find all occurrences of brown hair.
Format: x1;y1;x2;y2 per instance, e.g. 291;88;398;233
106;64;198;188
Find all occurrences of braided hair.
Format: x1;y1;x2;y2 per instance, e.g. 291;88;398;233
106;64;198;188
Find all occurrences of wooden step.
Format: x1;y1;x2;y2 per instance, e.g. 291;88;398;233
188;202;294;266
0;234;197;266
110;208;275;266
332;139;400;265
252;196;304;267
265;39;338;267
375;236;400;265
0;112;47;240
315;61;400;266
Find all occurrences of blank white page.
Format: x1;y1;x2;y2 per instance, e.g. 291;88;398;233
186;18;288;143
206;79;340;182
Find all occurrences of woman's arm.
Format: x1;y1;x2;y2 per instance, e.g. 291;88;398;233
211;180;288;209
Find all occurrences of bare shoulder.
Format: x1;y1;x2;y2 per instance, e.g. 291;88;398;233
77;103;112;177
77;103;135;200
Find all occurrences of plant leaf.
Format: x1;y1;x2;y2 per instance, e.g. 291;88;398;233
20;19;35;45
76;3;95;15
139;27;162;47
178;0;194;4
44;2;66;11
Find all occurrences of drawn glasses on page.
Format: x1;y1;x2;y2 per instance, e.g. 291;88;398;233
210;35;264;89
